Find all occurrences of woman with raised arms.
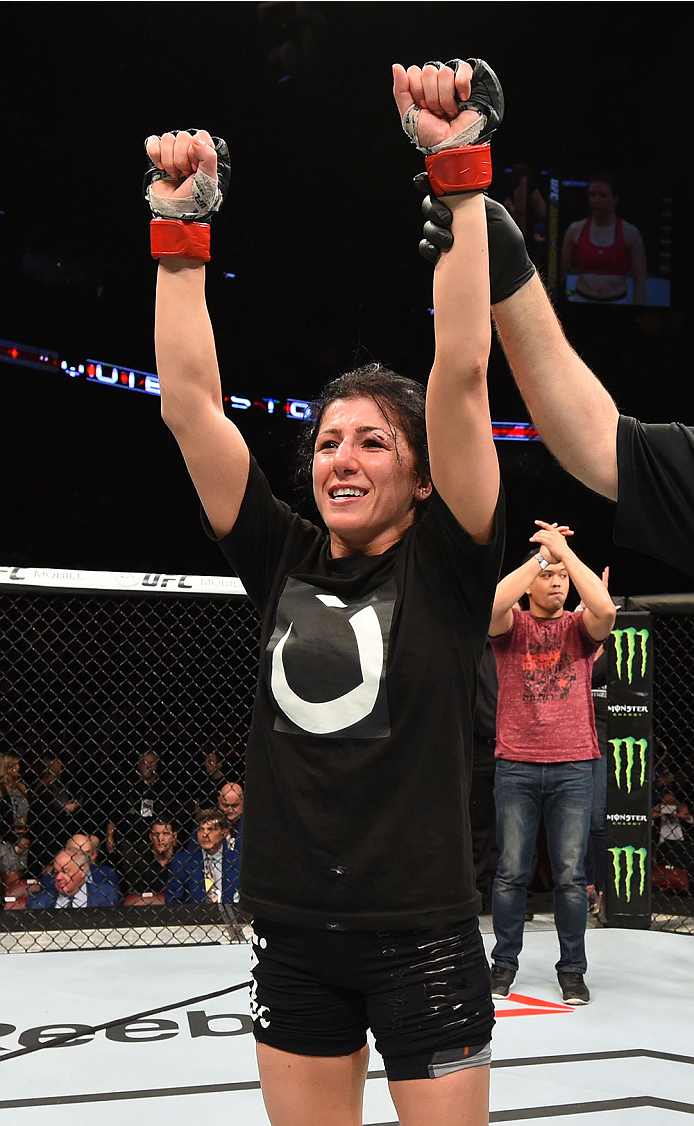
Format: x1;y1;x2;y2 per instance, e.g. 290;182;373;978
145;56;504;1126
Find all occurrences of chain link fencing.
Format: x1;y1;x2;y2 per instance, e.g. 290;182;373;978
627;596;694;935
2;573;693;952
0;569;259;952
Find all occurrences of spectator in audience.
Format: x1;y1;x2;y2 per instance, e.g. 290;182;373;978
653;790;694;865
27;848;120;908
219;782;244;831
106;748;175;878
177;744;228;824
167;808;241;905
654;758;690;807
195;746;228;810
65;832;119;892
30;754;82;871
66;831;99;858
125;817;179;897
204;747;227;785
188;781;244;849
0;752;31;886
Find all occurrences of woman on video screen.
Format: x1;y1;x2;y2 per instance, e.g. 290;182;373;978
561;173;647;304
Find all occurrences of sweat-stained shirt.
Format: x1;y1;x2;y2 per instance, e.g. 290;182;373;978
490;608;601;763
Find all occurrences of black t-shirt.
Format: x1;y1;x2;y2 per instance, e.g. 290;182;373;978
124;849;174;895
207;458;504;930
615;415;694;576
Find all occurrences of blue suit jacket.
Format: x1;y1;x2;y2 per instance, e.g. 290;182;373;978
165;840;241;904
27;866;121;908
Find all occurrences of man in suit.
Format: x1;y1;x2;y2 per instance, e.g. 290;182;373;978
186;782;243;852
27;848;120;908
66;832;120;892
166;808;241;904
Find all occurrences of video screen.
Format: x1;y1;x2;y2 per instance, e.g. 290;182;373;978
551;171;672;307
491;165;672;308
491;165;551;277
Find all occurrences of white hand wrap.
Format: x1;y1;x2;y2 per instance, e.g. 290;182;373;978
146;168;223;222
401;103;488;156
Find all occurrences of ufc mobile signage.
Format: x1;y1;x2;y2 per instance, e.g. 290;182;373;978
604;612;653;929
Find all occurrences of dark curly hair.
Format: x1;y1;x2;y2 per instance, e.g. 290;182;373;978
296;363;430;514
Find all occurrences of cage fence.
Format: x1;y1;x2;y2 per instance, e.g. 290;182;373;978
646;606;694;935
0;569;259;952
2;572;693;952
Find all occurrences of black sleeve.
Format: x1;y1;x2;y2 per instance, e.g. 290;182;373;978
416;485;506;633
615;415;694;576
201;456;323;612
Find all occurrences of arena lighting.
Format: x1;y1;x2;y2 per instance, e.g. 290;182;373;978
493;422;541;441
1;339;59;371
0;337;540;440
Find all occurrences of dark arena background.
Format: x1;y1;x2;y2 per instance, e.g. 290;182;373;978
1;6;693;1123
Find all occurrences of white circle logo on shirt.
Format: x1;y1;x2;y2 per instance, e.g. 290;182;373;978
271;596;383;734
267;577;395;739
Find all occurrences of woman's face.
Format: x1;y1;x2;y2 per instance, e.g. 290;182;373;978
312;396;430;557
588;181;618;215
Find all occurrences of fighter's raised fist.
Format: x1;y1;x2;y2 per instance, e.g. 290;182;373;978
393;58;504;155
143;129;231;223
393;62;477;153
146;130;218;198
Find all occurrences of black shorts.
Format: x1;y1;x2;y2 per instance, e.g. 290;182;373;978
249;915;494;1081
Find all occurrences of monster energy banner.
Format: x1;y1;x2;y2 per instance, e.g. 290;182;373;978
604;612;653;929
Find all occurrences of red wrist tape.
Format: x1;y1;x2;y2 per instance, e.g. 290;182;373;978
425;143;492;197
150;219;211;262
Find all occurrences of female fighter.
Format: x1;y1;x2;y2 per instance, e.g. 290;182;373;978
560;173;647;304
146;58;503;1126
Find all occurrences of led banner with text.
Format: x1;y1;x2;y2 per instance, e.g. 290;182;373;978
0;339;539;440
604;611;653;929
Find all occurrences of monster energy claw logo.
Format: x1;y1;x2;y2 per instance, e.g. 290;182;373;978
612;628;649;683
609;845;647;902
609;737;648;793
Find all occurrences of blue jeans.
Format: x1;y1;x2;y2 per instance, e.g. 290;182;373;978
585;753;607;892
492;759;594;974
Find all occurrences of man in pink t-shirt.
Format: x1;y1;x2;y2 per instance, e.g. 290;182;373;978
488;521;616;1006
